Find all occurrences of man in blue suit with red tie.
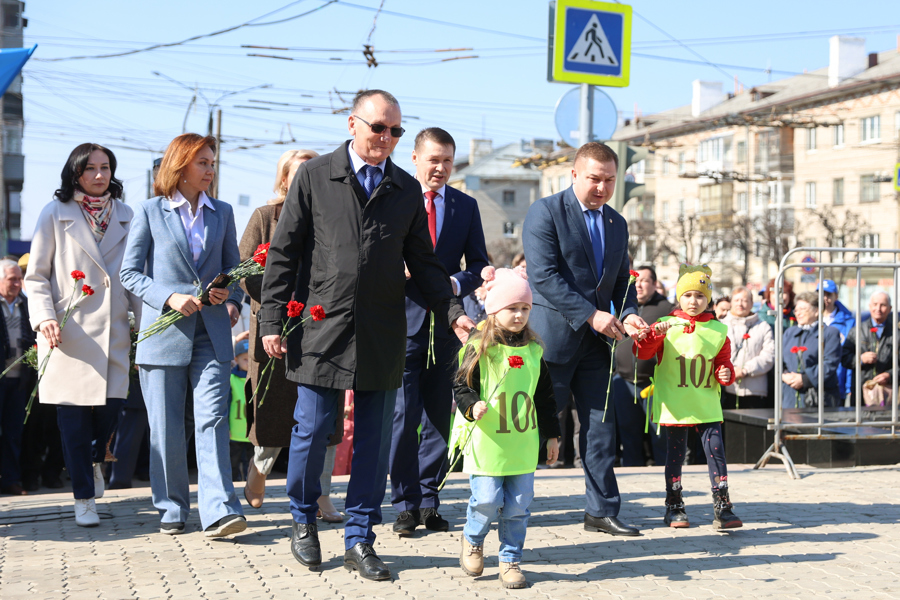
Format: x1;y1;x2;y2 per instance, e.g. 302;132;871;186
389;127;489;536
522;142;649;536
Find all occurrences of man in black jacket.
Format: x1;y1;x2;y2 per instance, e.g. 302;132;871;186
841;291;893;404
259;90;473;581
613;265;672;466
0;259;36;496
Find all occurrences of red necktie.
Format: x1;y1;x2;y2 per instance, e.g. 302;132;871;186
424;190;438;248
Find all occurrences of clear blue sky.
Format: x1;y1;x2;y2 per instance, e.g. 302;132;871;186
19;0;900;238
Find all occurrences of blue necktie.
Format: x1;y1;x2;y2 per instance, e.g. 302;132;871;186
587;210;604;280
362;165;381;198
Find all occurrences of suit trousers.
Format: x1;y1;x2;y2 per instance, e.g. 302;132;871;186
612;375;666;466
56;399;123;499
109;378;149;489
287;384;396;549
0;377;27;485
546;332;621;518
389;322;458;512
140;318;243;529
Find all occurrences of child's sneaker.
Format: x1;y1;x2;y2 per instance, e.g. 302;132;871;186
459;535;484;576
712;482;743;530
499;562;526;589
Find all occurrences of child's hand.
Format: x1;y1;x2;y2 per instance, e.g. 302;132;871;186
545;438;559;465
472;401;488;420
717;366;731;381
653;321;673;335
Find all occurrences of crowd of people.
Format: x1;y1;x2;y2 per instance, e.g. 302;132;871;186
0;88;894;588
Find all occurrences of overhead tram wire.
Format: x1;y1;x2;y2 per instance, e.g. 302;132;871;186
34;0;338;62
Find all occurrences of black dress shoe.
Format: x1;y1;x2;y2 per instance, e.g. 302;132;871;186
393;509;419;536
584;514;640;536
291;522;321;568
420;508;449;532
344;543;391;581
22;478;40;493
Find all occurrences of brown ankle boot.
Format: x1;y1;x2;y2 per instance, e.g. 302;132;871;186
499;562;527;589
459;535;484;576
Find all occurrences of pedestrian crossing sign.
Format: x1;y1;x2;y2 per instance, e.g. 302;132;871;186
550;0;631;87
894;163;900;192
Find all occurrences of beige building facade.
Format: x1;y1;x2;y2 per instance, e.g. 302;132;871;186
608;37;900;307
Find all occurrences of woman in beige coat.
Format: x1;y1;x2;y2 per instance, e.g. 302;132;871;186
720;286;775;409
25;143;139;527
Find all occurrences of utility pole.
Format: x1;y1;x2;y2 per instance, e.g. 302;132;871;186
213;109;222;199
579;83;593;147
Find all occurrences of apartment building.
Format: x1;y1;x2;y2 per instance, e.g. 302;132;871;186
611;36;900;304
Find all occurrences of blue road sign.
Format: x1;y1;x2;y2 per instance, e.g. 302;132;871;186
550;0;631;87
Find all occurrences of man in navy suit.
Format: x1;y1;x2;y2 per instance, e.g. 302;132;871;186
522;142;649;536
389;127;489;536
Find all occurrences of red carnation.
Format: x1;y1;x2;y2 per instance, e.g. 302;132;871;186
287;300;304;318
871;327;878;333
508;355;524;369
82;285;94;296
790;346;799;354
71;270;86;281
797;346;807;353
252;243;270;267
742;333;751;340
629;269;640;279
310;305;326;321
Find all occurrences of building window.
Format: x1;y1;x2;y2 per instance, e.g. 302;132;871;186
661;201;669;222
860;233;880;261
738;192;748;212
503;222;516;238
502;190;515;206
626;202;637;220
833;123;844;147
2;5;19;28
860;175;880;203
238;194;250;207
2;123;22;154
805;182;816;208
833;178;844;205
661;156;670;175
678;152;686;174
699;138;725;162
557;175;568;191
736;141;747;164
678;198;685;216
806;128;816;151
804;237;816;249
754;187;763;208
861;115;880;142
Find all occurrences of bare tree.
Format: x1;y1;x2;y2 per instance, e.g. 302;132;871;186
806;206;869;288
753;207;795;270
657;213;715;266
721;213;754;285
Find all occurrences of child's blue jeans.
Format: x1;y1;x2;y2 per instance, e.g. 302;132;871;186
463;472;534;563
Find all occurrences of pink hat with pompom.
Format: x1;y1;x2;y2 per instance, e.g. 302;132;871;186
482;266;532;315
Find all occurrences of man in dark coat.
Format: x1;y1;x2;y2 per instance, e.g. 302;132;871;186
389;127;489;536
522;142;648;537
613;265;673;466
0;260;36;496
259;90;472;581
841;291;894;404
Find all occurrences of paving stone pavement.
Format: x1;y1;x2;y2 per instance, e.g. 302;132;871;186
1;463;899;599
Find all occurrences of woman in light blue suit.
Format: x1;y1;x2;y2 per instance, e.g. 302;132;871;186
121;133;246;537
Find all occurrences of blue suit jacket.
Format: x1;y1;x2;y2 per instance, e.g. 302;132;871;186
120;196;243;367
522;186;637;364
405;185;489;338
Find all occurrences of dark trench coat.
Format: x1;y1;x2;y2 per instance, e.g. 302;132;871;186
258;140;464;392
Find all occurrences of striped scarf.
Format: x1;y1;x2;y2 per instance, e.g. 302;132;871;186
74;190;113;242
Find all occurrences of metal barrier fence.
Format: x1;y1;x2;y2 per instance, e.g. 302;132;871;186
754;247;900;479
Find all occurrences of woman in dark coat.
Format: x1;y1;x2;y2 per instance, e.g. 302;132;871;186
239;150;342;521
781;292;842;408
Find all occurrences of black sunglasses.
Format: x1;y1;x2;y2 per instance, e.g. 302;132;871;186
353;115;405;138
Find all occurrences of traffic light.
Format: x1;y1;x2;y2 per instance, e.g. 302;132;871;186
605;141;649;213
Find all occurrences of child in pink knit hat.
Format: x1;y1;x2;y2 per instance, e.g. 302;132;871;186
450;265;560;589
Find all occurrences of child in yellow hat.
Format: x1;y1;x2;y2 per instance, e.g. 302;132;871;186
633;264;742;530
